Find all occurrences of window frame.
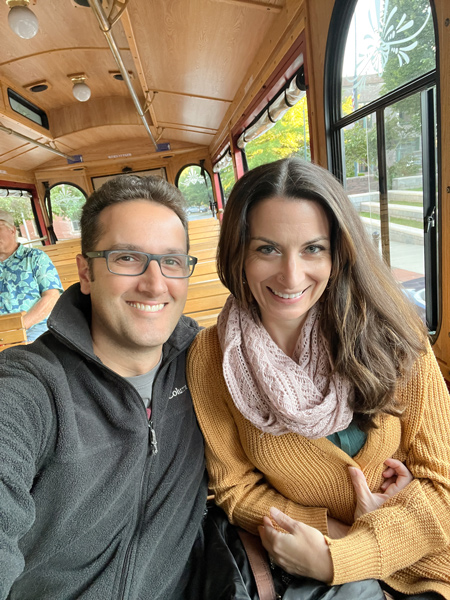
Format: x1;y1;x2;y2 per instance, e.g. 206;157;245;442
324;0;440;334
7;88;49;130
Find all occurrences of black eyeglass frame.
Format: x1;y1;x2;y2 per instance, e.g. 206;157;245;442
85;250;198;279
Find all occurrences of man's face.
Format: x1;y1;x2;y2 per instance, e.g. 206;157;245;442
77;200;189;366
0;221;17;259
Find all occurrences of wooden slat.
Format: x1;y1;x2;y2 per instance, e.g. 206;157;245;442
184;292;229;314
0;311;26;331
0;311;27;348
187;279;228;300
0;328;27;345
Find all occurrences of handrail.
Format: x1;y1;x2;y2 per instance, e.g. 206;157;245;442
88;0;158;150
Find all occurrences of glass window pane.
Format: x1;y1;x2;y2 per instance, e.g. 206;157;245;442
219;163;235;203
245;96;310;171
177;165;214;220
0;189;41;244
343;114;382;251
385;93;426;322
342;0;435;115
50;184;86;240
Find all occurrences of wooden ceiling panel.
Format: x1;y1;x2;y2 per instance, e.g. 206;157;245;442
158;128;214;147
0;0;134;113
152;94;228;133
0;49;135;112
126;0;277;100
0;0;296;172
1;144;60;171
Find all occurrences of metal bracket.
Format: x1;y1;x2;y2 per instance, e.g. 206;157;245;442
102;0;129;29
424;206;436;233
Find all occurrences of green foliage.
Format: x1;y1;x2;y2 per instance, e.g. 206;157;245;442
219;164;235;202
50;184;86;221
178;166;212;207
381;0;435;96
0;194;34;226
245;96;310;170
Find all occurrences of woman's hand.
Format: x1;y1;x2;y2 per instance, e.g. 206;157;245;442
349;458;413;520
258;507;333;582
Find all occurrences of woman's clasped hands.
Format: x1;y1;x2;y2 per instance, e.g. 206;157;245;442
258;458;413;582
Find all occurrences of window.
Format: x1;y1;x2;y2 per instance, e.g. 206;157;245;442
213;148;235;205
326;0;438;331
176;165;214;219
0;188;41;244
238;68;310;171
49;183;87;240
7;89;49;129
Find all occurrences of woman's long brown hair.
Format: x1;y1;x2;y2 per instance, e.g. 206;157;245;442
218;157;428;430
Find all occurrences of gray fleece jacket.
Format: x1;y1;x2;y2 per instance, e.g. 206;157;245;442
0;284;207;600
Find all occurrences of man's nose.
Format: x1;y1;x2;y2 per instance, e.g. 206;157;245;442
137;259;168;294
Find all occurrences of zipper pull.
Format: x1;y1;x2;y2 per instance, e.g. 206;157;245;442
148;420;158;455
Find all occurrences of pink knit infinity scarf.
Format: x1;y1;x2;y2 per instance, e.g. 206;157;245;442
216;295;354;439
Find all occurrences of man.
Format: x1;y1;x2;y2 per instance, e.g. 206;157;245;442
0;209;62;342
0;176;207;599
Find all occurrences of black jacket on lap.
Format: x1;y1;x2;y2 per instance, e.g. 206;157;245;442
0;284;207;600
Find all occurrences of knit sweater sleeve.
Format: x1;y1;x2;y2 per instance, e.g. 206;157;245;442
327;343;450;584
0;357;53;599
187;328;328;535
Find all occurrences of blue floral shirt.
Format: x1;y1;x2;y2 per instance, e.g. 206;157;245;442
0;244;63;327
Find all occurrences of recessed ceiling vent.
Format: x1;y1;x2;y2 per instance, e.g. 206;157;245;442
30;83;48;93
109;71;134;81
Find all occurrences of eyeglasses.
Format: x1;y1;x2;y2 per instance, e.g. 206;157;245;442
85;250;198;278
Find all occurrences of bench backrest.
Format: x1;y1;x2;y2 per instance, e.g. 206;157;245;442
0;311;27;351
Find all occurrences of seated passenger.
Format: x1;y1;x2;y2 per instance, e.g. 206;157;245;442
0;177;207;599
188;158;450;599
0;209;62;342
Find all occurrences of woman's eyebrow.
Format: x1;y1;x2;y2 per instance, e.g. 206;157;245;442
249;236;279;245
249;236;330;245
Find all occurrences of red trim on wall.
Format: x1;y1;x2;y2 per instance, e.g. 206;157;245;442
0;179;48;244
213;172;223;222
233;149;246;180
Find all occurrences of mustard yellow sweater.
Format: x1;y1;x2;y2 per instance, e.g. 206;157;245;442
187;325;450;598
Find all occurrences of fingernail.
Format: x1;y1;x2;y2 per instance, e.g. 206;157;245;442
270;507;280;517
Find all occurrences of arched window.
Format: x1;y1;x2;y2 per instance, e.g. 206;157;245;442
176;164;215;219
49;183;87;240
325;0;438;331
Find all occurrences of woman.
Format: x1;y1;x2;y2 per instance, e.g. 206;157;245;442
187;158;450;599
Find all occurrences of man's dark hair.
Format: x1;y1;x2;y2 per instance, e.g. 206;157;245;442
80;175;189;254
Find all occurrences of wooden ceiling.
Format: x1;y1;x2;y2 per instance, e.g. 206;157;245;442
0;0;296;174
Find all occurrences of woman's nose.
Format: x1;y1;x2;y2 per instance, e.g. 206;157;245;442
277;256;304;288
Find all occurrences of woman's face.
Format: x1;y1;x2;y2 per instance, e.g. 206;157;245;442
244;196;332;335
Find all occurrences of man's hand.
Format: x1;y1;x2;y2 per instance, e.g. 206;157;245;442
349;458;413;520
258;507;333;583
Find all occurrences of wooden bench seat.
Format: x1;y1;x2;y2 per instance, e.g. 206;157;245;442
0;312;27;351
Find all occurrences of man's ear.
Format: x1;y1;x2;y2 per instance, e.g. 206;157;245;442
76;254;92;295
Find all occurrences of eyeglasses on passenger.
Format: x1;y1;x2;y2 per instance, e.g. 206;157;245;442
85;250;198;278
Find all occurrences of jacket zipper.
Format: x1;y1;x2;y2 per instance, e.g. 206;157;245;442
117;412;158;599
148;420;158;454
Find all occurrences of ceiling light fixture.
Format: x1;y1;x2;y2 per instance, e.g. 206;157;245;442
69;74;91;102
6;0;38;39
